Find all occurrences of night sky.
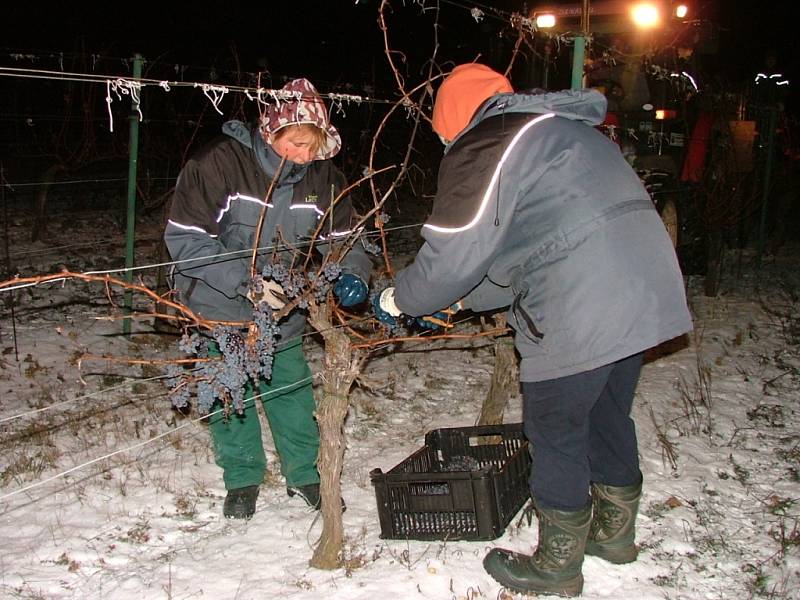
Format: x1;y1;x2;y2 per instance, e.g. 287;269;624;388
1;1;797;109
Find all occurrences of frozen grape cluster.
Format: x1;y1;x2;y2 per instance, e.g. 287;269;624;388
307;262;341;302
165;363;191;409
261;262;308;303
434;455;483;472
321;261;342;281
168;258;351;416
167;303;281;417
178;332;201;354
361;237;382;256
259;259;346;306
249;276;265;295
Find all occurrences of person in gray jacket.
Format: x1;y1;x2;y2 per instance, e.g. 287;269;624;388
165;78;372;519
374;63;693;596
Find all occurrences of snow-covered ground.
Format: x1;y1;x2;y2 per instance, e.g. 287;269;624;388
1;208;798;599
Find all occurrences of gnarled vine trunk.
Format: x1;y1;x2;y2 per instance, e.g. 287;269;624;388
307;302;362;569
476;313;517;427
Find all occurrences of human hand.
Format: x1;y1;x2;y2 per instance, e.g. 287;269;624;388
333;274;368;307
247;278;288;310
373;287;402;327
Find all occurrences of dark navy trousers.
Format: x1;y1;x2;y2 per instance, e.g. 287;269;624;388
522;352;644;511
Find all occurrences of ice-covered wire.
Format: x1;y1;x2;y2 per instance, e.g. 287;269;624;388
0;307;376;424
0;66;395;107
0;222;426;293
0;375;312;503
328;93;364;118
195;83;230;115
438;0;514;23
105;78;143;132
0;176;130;189
0;373;171;425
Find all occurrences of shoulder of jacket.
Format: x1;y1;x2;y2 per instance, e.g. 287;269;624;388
428;113;556;232
190;134;249;163
308;159;343;179
303;160;345;188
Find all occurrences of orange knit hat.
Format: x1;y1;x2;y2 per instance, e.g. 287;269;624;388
431;63;514;141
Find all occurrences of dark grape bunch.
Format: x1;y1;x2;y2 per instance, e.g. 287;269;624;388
360;237;382;256
168;259;347;416
262;260;342;306
167;297;281;417
165;363;191;409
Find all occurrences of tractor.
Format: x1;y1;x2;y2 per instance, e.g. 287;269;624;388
528;1;724;274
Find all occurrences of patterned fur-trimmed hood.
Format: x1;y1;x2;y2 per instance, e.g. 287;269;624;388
259;78;341;160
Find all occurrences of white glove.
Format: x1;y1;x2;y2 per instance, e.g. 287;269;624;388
378;287;402;317
247;279;287;309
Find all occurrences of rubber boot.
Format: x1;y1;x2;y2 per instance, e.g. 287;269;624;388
287;483;347;512
483;503;592;597
223;485;260;520
585;480;642;564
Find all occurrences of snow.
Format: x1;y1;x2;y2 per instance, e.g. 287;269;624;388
1;211;799;600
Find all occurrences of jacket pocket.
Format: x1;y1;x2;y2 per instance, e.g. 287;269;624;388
510;281;544;343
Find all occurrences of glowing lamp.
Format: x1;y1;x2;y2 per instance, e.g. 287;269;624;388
655;109;678;120
675;4;688;18
535;13;556;28
630;3;660;28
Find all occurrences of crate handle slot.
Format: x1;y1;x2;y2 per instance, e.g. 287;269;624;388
468;434;503;446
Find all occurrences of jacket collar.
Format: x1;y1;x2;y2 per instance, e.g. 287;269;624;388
252;129;309;184
221;120;308;184
445;89;607;153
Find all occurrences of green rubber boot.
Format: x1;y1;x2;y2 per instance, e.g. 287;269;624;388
585;480;642;564
483;503;592;597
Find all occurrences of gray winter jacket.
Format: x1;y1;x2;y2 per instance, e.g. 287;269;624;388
165;121;372;344
394;89;693;382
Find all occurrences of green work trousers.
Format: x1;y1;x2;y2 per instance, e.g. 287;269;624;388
207;339;320;491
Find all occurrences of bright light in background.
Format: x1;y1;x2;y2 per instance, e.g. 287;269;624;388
675;4;689;18
630;3;660;28
535;13;556;28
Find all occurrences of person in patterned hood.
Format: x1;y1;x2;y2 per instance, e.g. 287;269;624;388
164;78;372;519
374;63;693;596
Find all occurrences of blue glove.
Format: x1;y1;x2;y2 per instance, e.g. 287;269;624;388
415;311;448;330
334;274;368;307
415;301;462;330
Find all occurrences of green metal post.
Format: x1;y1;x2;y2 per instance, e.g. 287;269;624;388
571;0;590;90
571;36;586;90
123;54;143;334
756;107;777;266
542;38;551;89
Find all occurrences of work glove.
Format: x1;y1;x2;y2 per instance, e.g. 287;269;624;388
415;312;449;330
374;288;459;331
373;287;402;327
333;274;368;307
415;302;461;330
247;278;288;310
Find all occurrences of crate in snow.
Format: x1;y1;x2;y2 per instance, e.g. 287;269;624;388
370;423;531;541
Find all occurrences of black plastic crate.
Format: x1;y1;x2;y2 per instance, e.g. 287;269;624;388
370;423;531;541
